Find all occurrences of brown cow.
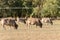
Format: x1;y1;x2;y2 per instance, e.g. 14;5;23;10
26;17;42;28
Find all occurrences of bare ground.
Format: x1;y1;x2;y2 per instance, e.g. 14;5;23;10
0;20;60;40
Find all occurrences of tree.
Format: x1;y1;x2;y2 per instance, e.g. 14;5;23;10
41;0;58;17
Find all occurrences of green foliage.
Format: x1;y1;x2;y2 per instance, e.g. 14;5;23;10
41;0;58;17
0;0;60;18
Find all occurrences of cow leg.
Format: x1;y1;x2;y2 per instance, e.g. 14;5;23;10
28;24;30;29
38;20;43;28
40;23;42;28
48;19;53;25
3;25;6;30
50;21;53;25
26;23;30;29
35;24;37;28
9;26;11;30
1;21;6;30
14;24;18;29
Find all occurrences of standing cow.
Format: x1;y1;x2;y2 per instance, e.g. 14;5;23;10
26;17;43;28
41;17;53;25
1;18;18;30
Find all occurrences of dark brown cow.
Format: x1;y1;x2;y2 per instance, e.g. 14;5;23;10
1;18;18;30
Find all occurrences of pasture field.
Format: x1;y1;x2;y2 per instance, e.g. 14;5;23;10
0;20;60;40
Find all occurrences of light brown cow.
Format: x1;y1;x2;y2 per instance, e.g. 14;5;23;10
26;17;42;28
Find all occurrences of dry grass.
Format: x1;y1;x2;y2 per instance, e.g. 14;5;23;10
0;20;60;40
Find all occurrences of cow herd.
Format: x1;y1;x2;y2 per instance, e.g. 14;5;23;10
0;17;53;30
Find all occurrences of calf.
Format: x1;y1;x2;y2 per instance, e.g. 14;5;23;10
26;18;42;28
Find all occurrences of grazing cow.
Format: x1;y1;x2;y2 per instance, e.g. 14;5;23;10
41;17;53;25
1;18;18;30
26;17;42;28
